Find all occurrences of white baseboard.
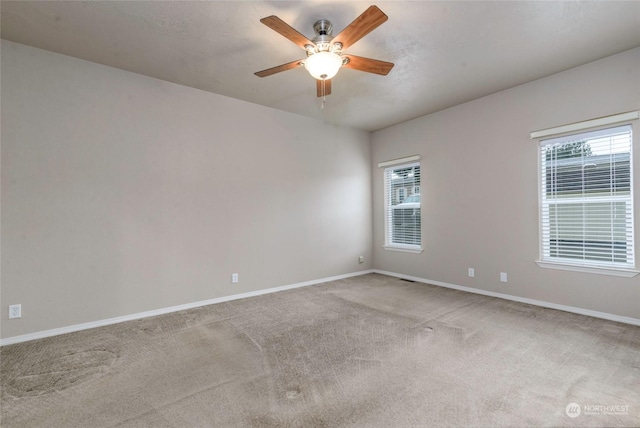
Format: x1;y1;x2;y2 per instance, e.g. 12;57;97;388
4;268;636;346
373;269;640;326
0;270;374;346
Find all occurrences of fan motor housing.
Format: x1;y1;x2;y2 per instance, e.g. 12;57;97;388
312;19;334;51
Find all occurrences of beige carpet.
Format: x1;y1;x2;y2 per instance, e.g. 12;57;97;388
1;273;639;427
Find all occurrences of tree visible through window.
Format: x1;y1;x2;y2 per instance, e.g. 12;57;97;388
539;125;634;269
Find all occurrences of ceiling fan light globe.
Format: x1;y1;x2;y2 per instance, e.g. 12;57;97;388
304;51;342;80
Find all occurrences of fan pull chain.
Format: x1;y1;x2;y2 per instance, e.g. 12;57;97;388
321;80;326;110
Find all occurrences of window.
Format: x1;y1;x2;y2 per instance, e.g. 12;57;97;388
538;124;635;273
383;161;421;252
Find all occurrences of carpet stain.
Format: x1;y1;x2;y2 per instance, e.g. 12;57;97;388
4;349;117;397
286;387;302;399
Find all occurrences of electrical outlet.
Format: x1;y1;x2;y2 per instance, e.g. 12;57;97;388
231;273;239;283
468;268;475;278
500;272;508;283
9;304;21;319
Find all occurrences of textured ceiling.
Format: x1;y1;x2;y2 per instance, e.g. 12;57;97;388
2;1;640;131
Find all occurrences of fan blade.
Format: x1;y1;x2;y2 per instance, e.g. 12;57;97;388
316;79;332;97
255;59;304;77
342;55;394;75
260;16;314;50
332;6;388;50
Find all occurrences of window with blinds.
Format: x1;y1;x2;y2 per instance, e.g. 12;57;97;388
384;162;421;250
539;124;634;269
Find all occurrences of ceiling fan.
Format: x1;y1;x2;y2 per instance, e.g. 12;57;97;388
254;5;394;98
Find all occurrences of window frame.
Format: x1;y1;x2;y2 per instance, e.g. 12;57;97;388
533;116;639;277
382;160;423;253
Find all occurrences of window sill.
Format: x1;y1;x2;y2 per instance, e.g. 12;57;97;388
535;260;639;277
384;245;423;254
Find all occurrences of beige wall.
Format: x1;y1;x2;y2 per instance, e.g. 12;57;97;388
3;40;639;341
1;41;372;339
372;48;640;319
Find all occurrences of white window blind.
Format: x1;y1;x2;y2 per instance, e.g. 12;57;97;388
384;162;421;251
539;124;634;269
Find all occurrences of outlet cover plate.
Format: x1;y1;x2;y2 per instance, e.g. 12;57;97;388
9;304;21;319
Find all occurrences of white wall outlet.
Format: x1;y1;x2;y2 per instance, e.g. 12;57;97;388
231;273;239;283
500;272;508;283
359;256;364;264
468;268;475;278
9;304;21;319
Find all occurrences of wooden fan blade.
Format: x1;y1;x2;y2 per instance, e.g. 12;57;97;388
342;55;394;75
332;6;388;50
316;79;332;97
260;16;314;50
255;59;304;77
